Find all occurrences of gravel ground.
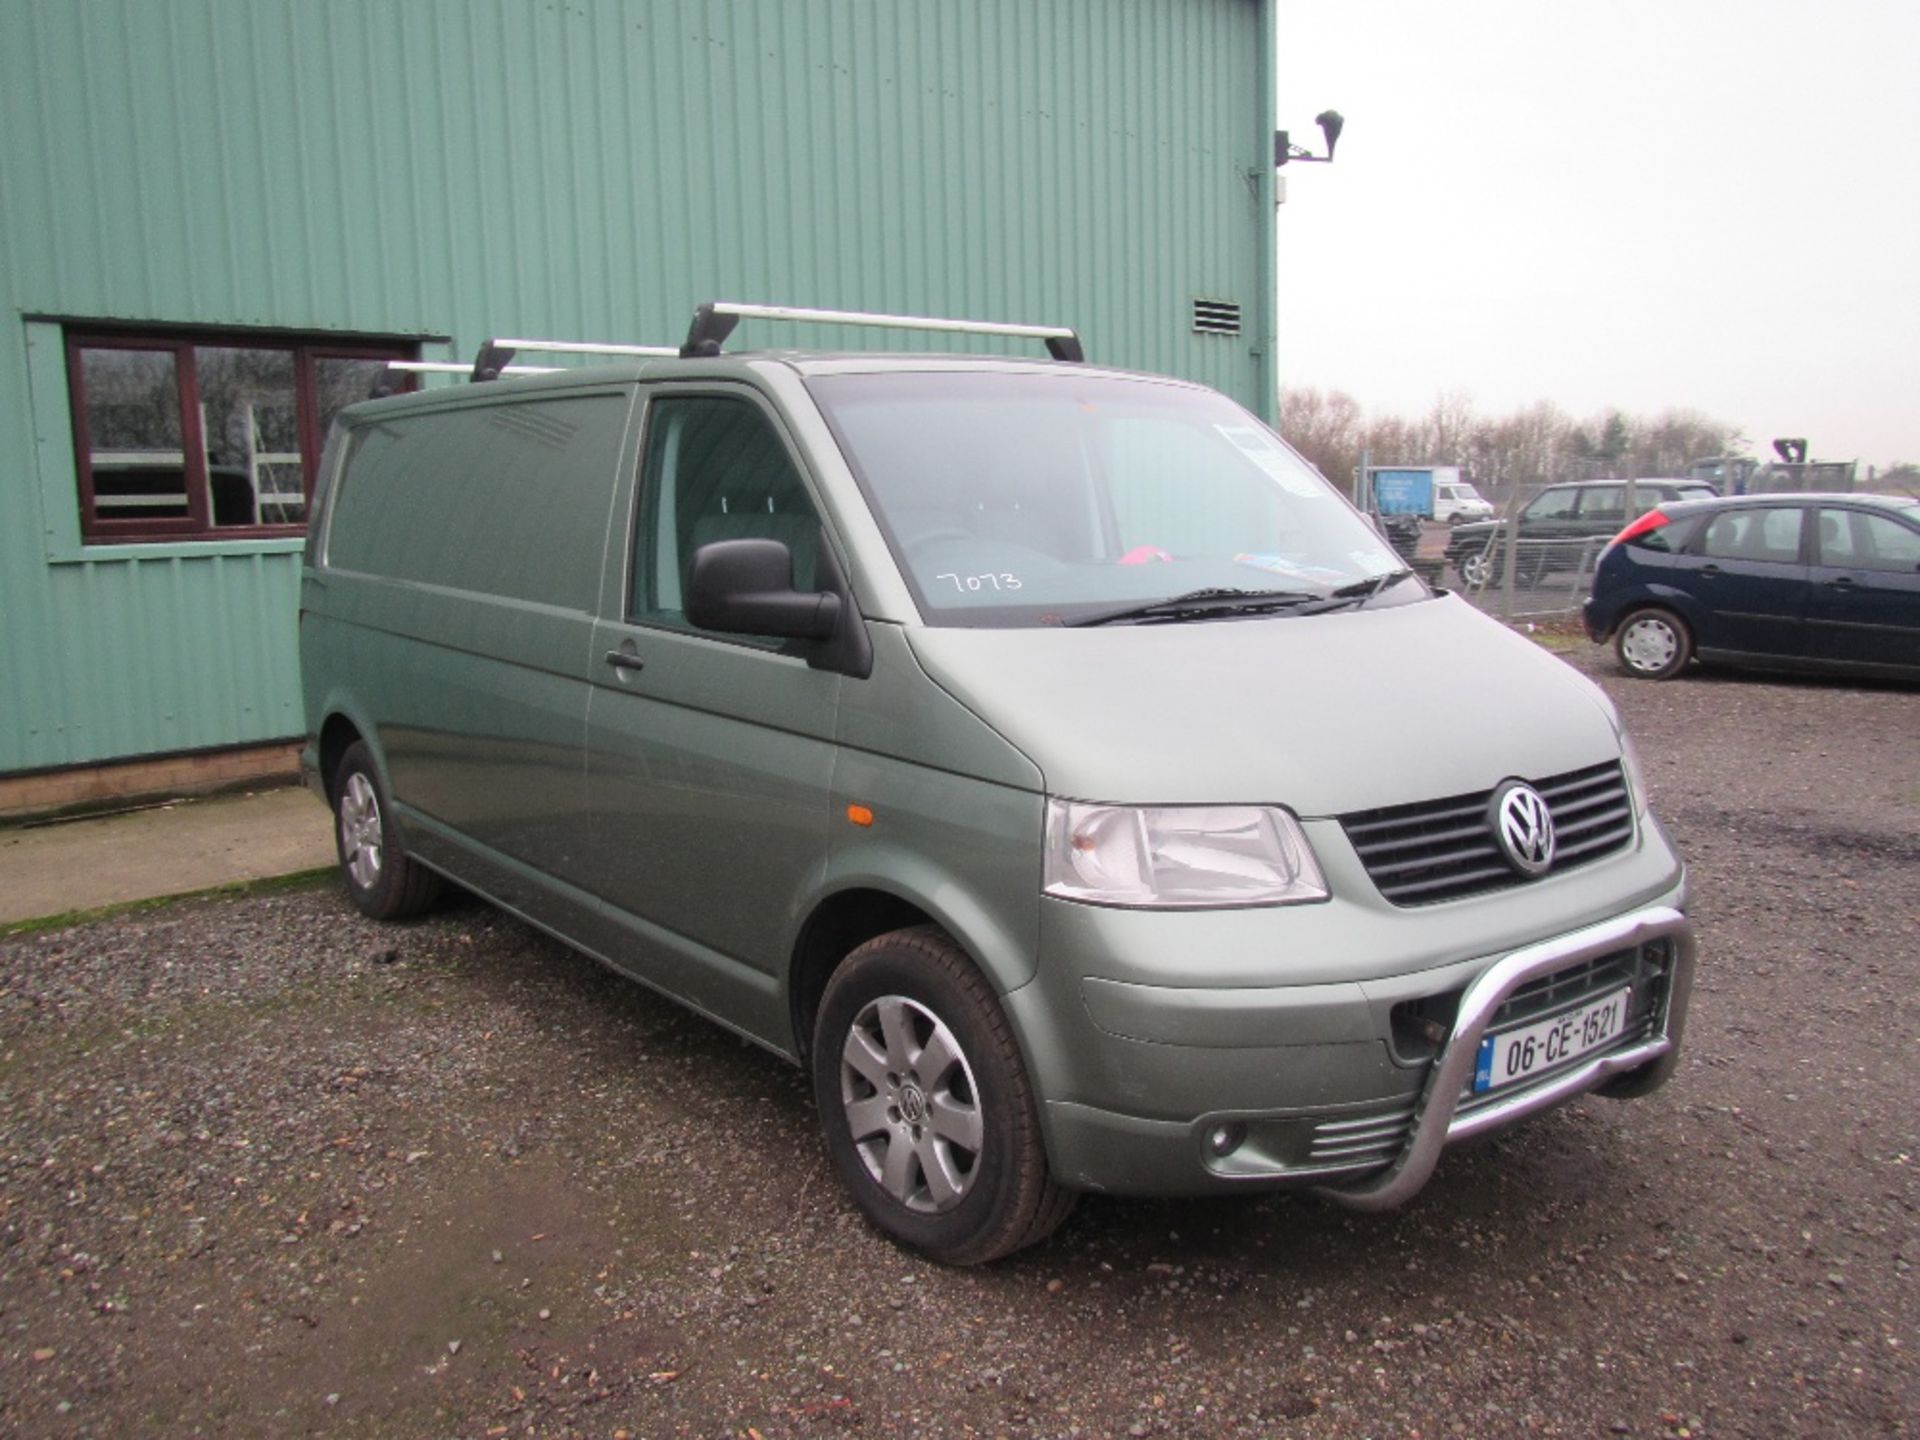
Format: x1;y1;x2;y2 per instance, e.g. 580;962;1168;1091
2;644;1914;1439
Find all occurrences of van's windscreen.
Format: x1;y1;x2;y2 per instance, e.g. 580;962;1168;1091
808;371;1405;627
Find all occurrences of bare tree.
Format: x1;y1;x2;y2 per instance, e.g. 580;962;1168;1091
1474;402;1575;496
1629;409;1746;477
1362;413;1428;468
1425;389;1476;464
1279;387;1364;484
1279;387;1739;501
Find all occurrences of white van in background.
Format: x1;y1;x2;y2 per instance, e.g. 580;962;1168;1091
1435;477;1494;524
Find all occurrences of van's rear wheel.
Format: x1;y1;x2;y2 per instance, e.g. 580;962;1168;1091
812;926;1073;1265
330;741;442;919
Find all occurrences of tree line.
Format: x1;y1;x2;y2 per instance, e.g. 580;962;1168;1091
1279;388;1745;497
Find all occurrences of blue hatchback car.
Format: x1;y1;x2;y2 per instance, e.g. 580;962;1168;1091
1584;493;1920;680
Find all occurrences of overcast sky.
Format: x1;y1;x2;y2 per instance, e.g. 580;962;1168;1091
1271;0;1920;470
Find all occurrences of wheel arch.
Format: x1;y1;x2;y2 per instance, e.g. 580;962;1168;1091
788;887;935;1063
1589;582;1699;641
1633;583;1706;622
787;875;1038;1065
312;693;392;802
317;712;364;802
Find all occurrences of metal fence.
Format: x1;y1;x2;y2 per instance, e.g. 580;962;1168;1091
1444;533;1608;622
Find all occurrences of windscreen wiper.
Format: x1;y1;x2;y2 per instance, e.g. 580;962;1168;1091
1298;568;1419;614
1068;586;1320;628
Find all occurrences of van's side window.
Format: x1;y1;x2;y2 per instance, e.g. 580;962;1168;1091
631;396;822;630
328;395;628;610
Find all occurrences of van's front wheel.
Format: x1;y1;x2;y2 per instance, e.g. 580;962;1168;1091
330;741;442;920
812;927;1073;1264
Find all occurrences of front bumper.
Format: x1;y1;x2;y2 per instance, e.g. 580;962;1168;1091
1315;903;1692;1210
1013;899;1694;1203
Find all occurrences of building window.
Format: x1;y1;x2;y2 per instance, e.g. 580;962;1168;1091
66;327;419;541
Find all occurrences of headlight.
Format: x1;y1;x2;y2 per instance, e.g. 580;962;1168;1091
1588;682;1649;820
1043;800;1328;908
1619;732;1650;817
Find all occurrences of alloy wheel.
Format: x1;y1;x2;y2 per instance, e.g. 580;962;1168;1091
839;995;984;1214
338;772;385;890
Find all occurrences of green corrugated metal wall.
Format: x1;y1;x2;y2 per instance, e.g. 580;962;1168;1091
0;0;1277;774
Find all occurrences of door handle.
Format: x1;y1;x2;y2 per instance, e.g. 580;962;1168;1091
1699;564;1721;578
604;649;646;672
1823;575;1854;589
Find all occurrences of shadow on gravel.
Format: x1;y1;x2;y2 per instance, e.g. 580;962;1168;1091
416;896;1653;1298
1665;664;1918;696
10;848;1912;1435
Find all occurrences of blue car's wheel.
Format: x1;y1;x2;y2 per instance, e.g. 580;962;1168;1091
1615;608;1691;680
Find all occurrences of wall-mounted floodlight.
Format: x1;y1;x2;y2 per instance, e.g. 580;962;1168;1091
1275;110;1344;166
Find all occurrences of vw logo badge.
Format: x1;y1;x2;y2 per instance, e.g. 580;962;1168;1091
1489;780;1557;877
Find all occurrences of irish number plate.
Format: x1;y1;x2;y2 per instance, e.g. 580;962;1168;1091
1473;987;1630;1094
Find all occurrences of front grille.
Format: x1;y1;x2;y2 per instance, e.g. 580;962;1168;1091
1340;762;1634;906
1490;948;1634;1031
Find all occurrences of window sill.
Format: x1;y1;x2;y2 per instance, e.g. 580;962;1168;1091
48;536;308;565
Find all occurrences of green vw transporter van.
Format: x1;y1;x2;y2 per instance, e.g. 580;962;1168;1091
300;304;1694;1264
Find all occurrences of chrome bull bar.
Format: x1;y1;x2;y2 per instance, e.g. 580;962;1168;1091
1317;903;1695;1213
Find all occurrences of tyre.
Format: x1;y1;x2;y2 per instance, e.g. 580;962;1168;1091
1457;550;1495;587
1614;608;1692;680
811;926;1074;1264
329;740;443;919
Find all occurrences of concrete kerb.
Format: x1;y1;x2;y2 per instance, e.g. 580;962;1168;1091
0;784;338;930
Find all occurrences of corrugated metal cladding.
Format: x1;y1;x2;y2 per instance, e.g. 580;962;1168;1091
0;0;1278;774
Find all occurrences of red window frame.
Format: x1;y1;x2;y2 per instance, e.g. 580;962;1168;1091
66;325;420;542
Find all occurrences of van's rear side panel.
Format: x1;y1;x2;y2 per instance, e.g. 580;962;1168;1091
302;386;637;917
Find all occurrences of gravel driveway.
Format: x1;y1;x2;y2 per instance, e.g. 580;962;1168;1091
3;644;1914;1438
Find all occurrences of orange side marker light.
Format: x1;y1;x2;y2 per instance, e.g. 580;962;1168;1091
846;804;875;827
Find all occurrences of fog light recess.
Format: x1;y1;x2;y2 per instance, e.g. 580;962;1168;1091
1206;1123;1246;1158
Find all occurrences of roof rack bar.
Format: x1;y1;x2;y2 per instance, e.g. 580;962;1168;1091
488;338;682;357
471;336;680;383
680;301;1085;363
387;361;562;376
369;361;562;399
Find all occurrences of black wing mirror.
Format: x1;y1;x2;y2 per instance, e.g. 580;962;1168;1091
684;536;873;677
686;538;839;639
